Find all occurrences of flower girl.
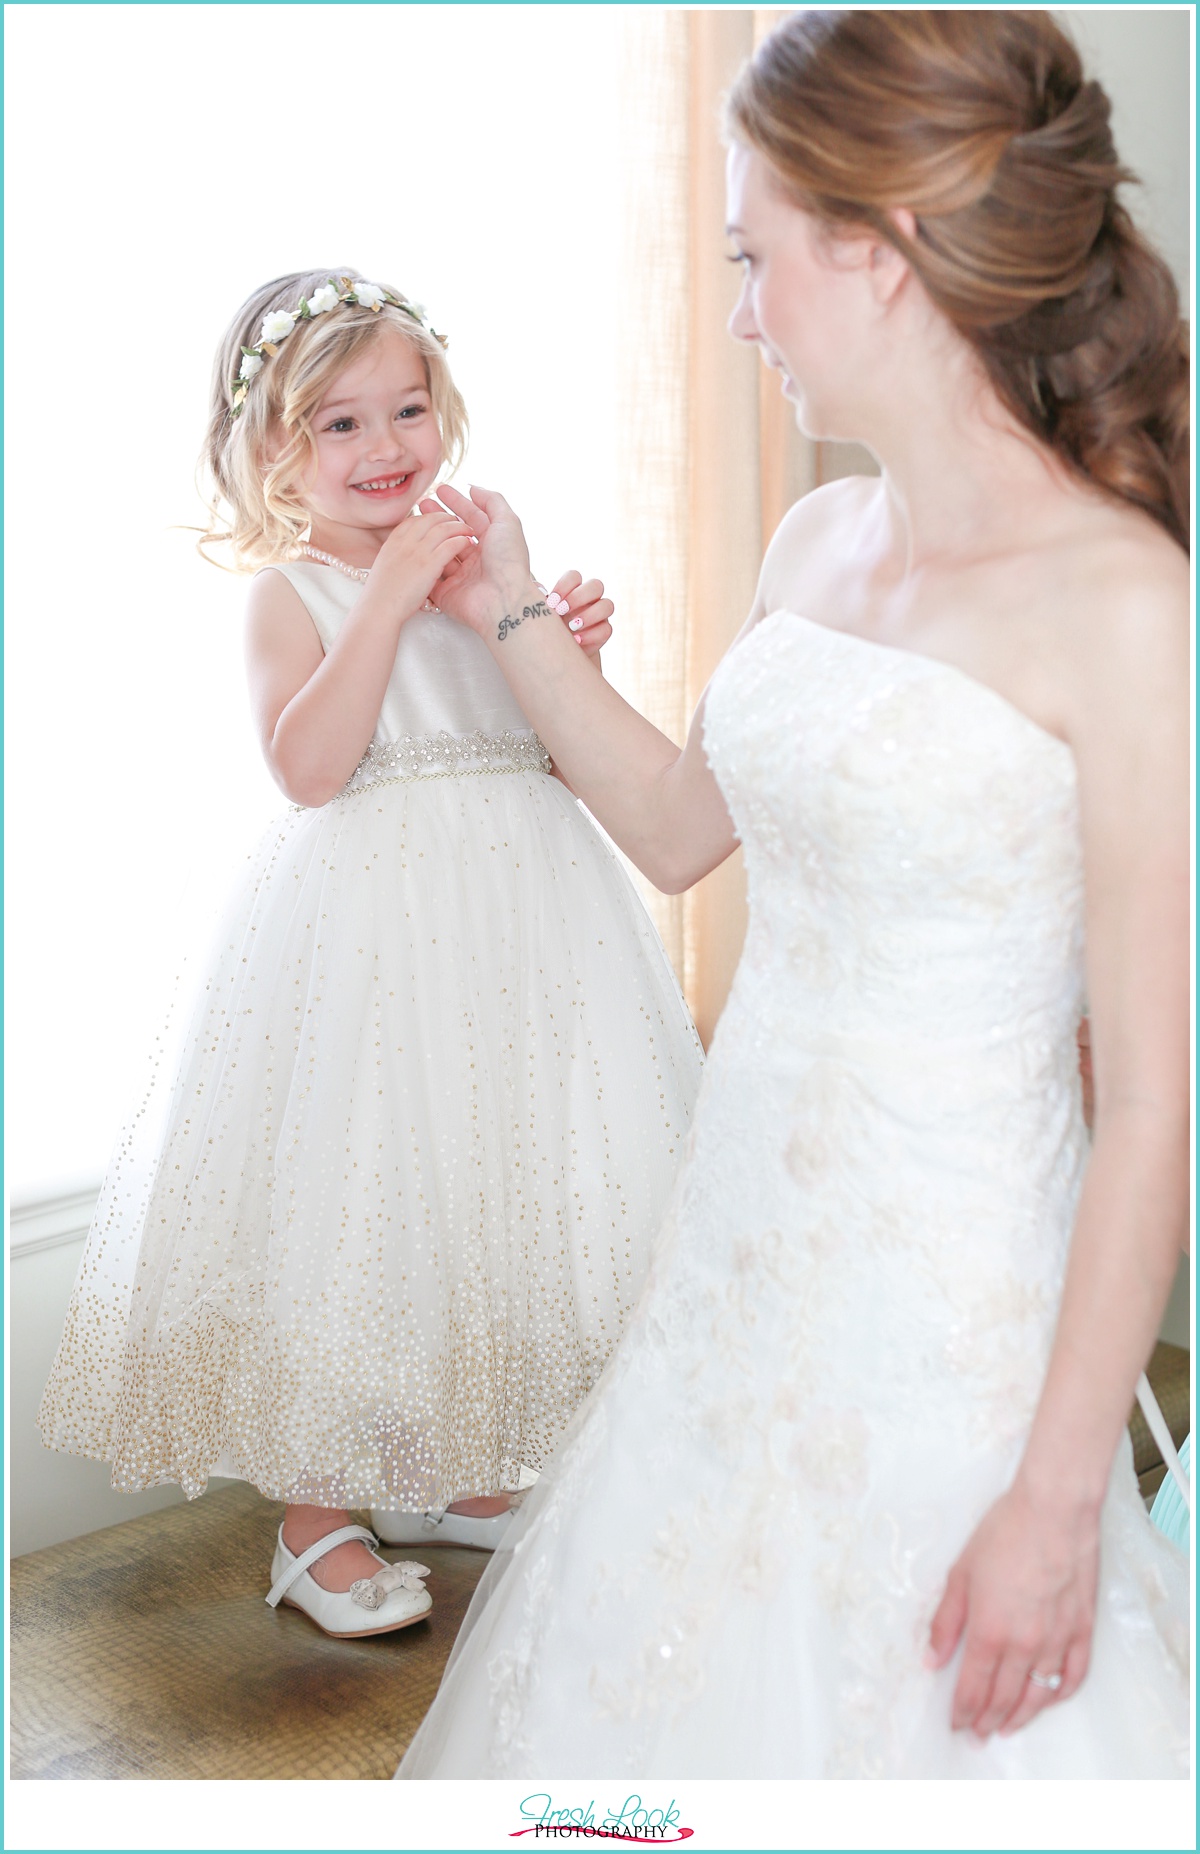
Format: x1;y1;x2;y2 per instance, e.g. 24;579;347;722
38;270;702;1638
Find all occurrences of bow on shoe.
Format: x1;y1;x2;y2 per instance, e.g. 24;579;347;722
349;1561;431;1612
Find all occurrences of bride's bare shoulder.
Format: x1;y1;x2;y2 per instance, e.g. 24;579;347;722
1051;503;1189;735
757;476;880;611
1058;503;1187;638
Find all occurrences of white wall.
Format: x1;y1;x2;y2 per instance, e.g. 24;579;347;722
1060;6;1192;309
6;2;627;1204
9;1218;193;1557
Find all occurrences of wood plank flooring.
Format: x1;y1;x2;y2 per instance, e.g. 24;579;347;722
9;1481;487;1780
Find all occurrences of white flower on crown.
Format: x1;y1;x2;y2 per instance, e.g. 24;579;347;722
307;283;341;315
232;279;444;416
261;310;296;343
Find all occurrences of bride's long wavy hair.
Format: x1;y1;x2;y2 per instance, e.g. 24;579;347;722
728;9;1189;552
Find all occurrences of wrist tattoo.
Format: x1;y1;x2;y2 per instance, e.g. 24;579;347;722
497;599;550;642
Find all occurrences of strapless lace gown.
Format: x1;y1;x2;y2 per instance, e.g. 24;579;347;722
398;611;1189;1779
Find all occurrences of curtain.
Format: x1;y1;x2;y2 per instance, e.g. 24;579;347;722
611;8;873;1045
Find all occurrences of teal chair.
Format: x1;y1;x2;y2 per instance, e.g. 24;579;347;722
1149;1434;1191;1553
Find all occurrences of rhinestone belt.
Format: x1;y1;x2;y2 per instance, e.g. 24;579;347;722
336;728;552;799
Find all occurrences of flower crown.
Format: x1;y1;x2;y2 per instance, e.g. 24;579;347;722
231;277;448;416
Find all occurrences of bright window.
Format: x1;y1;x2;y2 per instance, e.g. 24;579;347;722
6;3;627;1195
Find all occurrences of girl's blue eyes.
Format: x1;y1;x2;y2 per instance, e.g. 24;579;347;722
324;405;427;433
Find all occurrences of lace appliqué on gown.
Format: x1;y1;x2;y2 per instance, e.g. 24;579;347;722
397;611;1189;1780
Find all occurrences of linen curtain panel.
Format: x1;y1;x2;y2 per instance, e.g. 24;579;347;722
612;9;873;1045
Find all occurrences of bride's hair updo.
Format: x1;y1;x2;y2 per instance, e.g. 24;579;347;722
728;9;1189;551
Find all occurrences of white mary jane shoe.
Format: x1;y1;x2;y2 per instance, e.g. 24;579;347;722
266;1523;432;1639
369;1505;516;1551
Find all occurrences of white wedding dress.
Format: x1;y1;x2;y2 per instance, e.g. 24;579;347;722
398;610;1189;1779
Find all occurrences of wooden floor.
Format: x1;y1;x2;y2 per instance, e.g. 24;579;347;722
1130;1341;1192;1501
9;1481;487;1780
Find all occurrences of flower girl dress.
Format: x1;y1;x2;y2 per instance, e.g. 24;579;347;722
38;559;703;1512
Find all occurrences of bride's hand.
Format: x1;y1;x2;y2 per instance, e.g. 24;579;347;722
422;484;536;633
925;1478;1099;1737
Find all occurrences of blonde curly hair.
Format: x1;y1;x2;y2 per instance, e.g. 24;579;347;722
199;268;468;571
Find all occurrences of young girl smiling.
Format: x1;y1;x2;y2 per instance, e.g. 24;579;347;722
39;270;702;1639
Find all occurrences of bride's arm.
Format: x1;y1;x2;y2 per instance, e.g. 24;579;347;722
927;538;1190;1738
432;485;771;892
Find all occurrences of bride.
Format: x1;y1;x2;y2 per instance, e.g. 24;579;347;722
399;9;1189;1776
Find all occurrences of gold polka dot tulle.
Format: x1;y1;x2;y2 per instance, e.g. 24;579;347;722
37;566;703;1510
38;766;702;1508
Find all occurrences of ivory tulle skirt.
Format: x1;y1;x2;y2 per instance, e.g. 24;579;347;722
38;765;702;1508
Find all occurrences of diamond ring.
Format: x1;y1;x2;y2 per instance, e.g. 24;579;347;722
1028;1669;1064;1690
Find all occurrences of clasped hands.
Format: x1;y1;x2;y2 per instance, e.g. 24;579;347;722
431;482;614;658
367;481;614;658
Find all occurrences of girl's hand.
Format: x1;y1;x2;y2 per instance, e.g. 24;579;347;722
544;570;614;662
369;503;473;615
925;1479;1099;1739
424;484;536;631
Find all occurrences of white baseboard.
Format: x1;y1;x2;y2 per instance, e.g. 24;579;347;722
9;1180;102;1258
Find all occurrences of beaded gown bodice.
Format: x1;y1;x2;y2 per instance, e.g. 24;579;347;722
692;610;1088;1436
713;612;1085;1053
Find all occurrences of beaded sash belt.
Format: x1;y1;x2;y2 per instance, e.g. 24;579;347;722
336;728;551;799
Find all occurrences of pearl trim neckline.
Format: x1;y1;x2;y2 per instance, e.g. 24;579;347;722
298;544;370;582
